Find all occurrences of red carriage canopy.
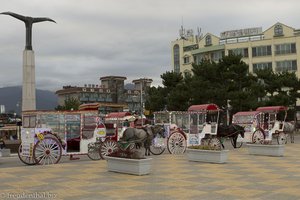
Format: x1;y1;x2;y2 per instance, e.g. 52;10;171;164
256;106;287;112
105;112;132;119
233;111;261;116
188;104;219;112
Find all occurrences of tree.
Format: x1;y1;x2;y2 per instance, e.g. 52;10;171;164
55;97;80;111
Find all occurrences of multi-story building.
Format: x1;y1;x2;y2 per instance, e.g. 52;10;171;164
171;23;300;78
55;76;153;114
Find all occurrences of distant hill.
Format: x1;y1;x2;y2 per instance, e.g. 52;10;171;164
0;86;58;114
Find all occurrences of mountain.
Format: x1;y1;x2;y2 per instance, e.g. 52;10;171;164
0;86;58;114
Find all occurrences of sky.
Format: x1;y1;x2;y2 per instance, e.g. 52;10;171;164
1;0;300;92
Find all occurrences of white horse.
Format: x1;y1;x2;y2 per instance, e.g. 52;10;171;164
283;121;295;143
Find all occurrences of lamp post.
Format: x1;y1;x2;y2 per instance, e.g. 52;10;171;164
140;79;144;126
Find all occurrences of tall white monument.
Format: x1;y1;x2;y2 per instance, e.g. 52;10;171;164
1;11;56;111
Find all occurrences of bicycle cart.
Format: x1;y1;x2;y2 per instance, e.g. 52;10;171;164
19;110;106;165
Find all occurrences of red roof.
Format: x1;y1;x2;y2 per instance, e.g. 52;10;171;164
188;104;219;112
105;112;132;118
256;106;287;112
233;111;261;116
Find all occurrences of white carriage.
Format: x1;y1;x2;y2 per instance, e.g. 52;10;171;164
232;106;288;144
19;110;106;165
153;104;223;154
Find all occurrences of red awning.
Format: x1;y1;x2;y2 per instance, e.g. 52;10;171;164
256;106;287;112
233;111;261;116
188;104;219;112
105;112;132;118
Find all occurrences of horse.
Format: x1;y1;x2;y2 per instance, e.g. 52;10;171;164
283;121;295;143
217;124;245;148
119;124;165;156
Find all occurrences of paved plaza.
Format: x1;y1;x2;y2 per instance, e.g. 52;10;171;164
0;137;300;200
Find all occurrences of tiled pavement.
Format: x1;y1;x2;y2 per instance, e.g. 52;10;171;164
0;141;300;200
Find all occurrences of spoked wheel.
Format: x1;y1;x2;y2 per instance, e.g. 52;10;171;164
167;131;187;154
277;132;287;145
149;135;166;155
230;134;243;148
87;142;102;160
33;136;62;165
209;137;222;150
18;144;36;165
99;139;118;159
201;138;210;146
252;129;265;144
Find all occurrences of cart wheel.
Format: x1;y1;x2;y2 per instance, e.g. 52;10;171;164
18;144;36;165
149;135;166;155
33;136;62;165
201;138;210;146
99;139;118;159
277;132;287;145
252;129;265;144
87;142;101;160
231;134;243;148
209;137;222;150
167;131;186;154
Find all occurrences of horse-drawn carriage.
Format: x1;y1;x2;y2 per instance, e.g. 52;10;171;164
232;106;290;145
18;110;106;165
154;104;245;154
98;112;165;158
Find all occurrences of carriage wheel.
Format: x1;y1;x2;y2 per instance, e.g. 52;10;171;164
99;139;118;159
208;138;222;150
167;131;186;154
33;136;62;165
252;129;265;144
201;138;210;146
149;135;166;155
277;132;287;145
18;144;36;165
87;142;102;160
230;134;243;148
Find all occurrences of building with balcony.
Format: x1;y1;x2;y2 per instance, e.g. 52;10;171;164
171;23;300;78
55;76;153;114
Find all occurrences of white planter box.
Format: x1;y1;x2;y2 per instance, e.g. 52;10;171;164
0;148;11;157
186;149;229;163
247;144;285;157
105;156;152;176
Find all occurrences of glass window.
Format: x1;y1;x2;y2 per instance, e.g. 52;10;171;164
253;62;272;72
252;46;272;57
183;56;190;64
276;60;297;72
205;35;212;46
274;24;283;36
228;48;248;57
173;44;180;73
275;43;296;55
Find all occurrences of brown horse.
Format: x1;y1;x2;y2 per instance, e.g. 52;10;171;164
120;125;165;156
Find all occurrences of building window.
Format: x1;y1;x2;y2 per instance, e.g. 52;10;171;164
253;62;272;72
183;56;190;64
274;24;283;36
252;45;272;57
275;43;296;55
211;51;224;62
228;48;249;57
205;35;212;46
276;60;297;72
173;44;180;73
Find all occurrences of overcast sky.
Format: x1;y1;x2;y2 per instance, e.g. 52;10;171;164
1;0;300;91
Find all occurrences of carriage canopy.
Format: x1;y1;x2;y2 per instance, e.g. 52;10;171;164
188;104;219;112
256;106;287;112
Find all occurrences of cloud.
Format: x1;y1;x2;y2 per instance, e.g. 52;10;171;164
1;0;300;91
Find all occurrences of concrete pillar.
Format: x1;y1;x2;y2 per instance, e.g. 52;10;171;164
22;50;36;111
